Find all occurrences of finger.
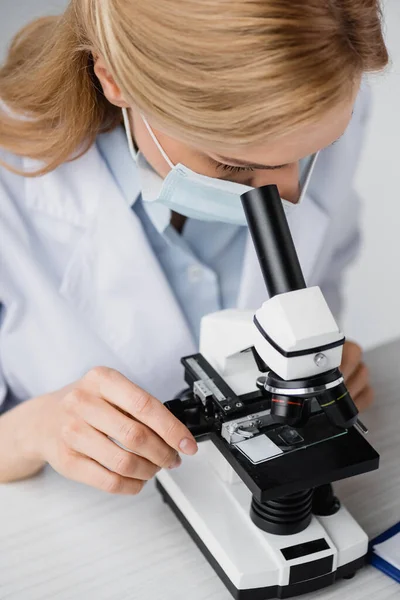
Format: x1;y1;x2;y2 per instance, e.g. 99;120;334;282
353;387;374;412
64;420;162;480
62;451;146;495
82;368;198;455
341;341;363;380
346;363;370;400
67;392;180;469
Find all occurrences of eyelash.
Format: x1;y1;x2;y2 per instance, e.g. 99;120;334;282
215;136;342;174
216;163;255;173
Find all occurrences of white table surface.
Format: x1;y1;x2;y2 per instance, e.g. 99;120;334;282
0;340;399;600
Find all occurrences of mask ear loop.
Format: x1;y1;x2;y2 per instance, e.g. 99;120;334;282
122;108;138;163
122;108;175;170
299;151;319;202
141;115;175;169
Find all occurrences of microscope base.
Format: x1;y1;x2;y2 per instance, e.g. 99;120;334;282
156;446;368;599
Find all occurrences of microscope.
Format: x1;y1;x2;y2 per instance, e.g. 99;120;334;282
156;185;379;599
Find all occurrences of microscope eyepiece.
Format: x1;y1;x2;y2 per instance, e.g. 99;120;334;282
240;185;306;297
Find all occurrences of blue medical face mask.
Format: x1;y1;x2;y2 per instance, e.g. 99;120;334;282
122;108;317;226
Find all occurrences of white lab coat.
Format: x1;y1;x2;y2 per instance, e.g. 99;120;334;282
0;87;370;407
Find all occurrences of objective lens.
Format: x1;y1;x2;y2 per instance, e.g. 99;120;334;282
317;382;358;429
271;395;306;427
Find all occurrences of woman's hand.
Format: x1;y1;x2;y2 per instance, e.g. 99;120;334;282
340;341;374;412
24;367;198;494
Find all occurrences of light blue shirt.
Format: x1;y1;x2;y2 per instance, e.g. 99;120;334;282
96;127;248;346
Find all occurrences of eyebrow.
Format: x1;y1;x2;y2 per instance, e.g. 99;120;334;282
215;155;288;170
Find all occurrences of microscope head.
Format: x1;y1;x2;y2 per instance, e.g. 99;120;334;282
241;185;359;431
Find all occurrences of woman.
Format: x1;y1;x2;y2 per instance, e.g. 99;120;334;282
0;1;388;493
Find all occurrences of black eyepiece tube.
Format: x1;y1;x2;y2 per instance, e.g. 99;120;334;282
241;185;306;297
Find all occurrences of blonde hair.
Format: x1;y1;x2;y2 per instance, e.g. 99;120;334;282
0;0;388;176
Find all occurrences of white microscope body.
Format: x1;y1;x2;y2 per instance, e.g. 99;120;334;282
157;289;369;598
156;185;377;599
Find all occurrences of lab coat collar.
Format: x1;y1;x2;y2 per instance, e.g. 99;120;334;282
23;141;196;400
98;126;171;233
97;127;142;208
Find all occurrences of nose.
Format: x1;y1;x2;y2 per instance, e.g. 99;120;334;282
247;163;300;203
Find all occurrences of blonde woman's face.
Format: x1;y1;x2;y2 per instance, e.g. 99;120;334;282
130;89;357;203
95;58;359;203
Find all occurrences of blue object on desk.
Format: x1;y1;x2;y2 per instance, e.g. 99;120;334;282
369;521;400;583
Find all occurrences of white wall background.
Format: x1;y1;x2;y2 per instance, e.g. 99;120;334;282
1;0;399;350
342;2;400;350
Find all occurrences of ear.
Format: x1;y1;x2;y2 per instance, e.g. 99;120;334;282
93;55;130;108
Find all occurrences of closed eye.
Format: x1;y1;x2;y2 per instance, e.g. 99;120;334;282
212;127;348;175
215;162;286;173
216;163;255;174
